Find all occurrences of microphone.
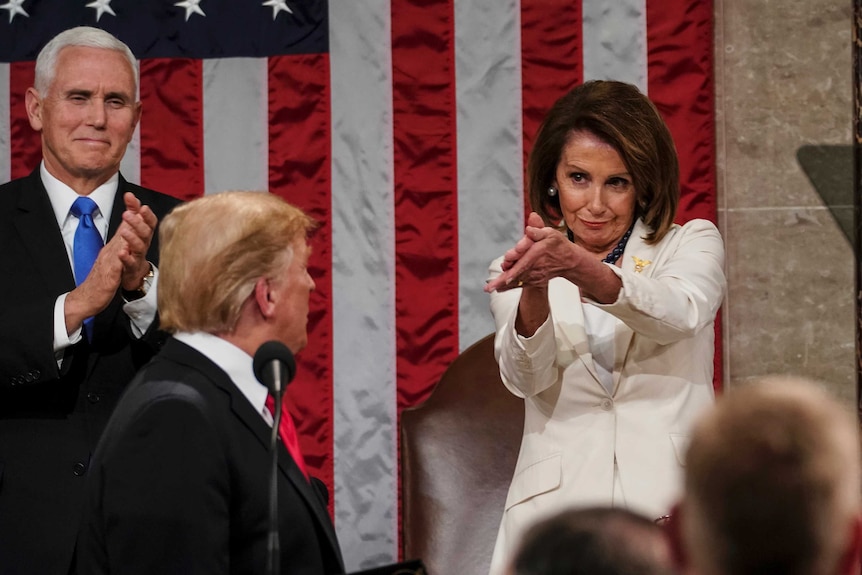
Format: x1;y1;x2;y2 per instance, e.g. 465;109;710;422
253;340;297;399
252;341;297;575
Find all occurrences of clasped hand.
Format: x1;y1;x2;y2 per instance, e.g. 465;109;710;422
65;193;158;331
484;212;575;293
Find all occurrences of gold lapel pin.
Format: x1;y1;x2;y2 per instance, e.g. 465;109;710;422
632;256;652;273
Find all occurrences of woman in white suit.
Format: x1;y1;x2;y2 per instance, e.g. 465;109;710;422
484;80;726;575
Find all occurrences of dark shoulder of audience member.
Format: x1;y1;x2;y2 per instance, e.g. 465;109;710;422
509;506;678;575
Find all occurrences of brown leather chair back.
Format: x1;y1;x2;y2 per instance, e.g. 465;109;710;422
401;334;524;575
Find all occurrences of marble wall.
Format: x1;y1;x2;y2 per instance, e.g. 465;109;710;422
715;0;856;406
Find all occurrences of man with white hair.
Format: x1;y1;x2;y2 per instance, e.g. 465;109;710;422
0;26;179;574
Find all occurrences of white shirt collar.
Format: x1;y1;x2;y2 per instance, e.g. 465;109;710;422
41;161;118;233
173;331;270;420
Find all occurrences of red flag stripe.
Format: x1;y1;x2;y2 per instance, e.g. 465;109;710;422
10;62;37;180
267;53;336;510
520;0;583;219
646;0;716;224
391;0;460;410
138;58;204;201
646;0;720;390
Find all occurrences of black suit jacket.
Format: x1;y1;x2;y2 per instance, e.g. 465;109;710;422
76;338;345;575
0;168;181;575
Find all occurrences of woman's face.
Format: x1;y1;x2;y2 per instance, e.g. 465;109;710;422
554;129;637;258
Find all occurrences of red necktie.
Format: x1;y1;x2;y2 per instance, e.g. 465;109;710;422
265;394;309;480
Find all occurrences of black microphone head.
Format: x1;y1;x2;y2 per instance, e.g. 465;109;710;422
253;340;297;392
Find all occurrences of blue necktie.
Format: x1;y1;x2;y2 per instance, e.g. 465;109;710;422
70;197;104;340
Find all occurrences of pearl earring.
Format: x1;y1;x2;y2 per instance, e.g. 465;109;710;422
547;186;558;197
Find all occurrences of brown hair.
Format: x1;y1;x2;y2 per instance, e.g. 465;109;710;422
512;506;675;575
158;191;317;334
683;376;861;575
527;80;679;244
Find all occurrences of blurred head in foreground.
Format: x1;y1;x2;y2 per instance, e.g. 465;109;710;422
508;506;677;575
673;376;862;575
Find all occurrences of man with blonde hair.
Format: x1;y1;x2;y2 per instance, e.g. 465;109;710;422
670;376;862;575
76;191;344;575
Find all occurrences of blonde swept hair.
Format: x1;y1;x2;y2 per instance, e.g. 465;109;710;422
682;376;861;575
158;191;316;334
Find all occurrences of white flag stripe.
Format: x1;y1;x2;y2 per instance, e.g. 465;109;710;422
119;60;141;184
455;0;524;350
120;117;141;185
203;57;269;195
582;0;649;93
0;63;10;184
330;0;398;570
120;60;144;184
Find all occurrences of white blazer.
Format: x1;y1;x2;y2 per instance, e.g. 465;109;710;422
487;218;726;575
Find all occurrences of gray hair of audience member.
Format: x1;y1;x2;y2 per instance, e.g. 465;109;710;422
34;26;139;96
509;506;677;575
680;376;862;575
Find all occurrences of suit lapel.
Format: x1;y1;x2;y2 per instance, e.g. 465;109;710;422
269;412;342;562
225;374;343;561
12;170;76;295
11;169;120;376
108;174;148;235
612;219;664;392
107;176;127;237
160;340;342;560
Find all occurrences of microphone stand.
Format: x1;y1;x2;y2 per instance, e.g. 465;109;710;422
253;341;295;575
267;385;283;575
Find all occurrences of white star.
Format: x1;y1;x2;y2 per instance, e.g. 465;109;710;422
262;0;292;20
86;0;116;22
1;0;29;24
175;0;205;21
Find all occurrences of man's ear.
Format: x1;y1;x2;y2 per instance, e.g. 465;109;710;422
25;87;43;132
665;502;689;572
837;513;862;575
253;277;276;319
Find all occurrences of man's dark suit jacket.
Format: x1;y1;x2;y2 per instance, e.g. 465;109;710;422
76;338;346;575
0;168;181;575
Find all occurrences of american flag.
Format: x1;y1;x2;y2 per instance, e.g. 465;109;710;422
0;0;717;570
